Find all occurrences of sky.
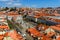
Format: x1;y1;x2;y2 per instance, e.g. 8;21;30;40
0;0;60;8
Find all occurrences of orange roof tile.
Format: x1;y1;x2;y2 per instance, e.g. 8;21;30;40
47;32;55;37
28;28;43;37
4;32;8;37
50;26;60;31
8;30;24;40
54;13;60;16
56;24;60;27
56;37;60;40
0;35;4;40
0;12;6;15
0;26;10;30
42;35;52;40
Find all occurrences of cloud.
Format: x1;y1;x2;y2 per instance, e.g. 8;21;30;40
0;0;9;1
10;0;20;2
0;0;22;7
6;2;22;7
25;5;37;8
0;0;15;2
5;0;21;6
13;3;22;6
31;5;37;7
6;2;12;5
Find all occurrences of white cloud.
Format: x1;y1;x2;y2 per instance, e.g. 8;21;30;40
6;2;12;5
0;0;22;7
6;3;22;7
10;0;20;2
13;3;22;6
0;0;15;2
31;5;37;7
0;0;9;1
8;2;12;4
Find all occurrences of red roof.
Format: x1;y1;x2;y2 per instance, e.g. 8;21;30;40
47;32;55;37
28;28;43;37
42;35;52;40
8;30;24;40
0;26;10;30
50;26;60;31
0;35;4;40
54;13;60;16
56;37;60;40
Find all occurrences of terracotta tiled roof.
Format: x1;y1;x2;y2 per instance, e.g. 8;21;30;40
42;35;52;40
28;28;43;37
0;35;4;40
0;26;10;30
56;37;60;40
47;32;55;37
50;26;60;31
54;13;60;16
0;12;5;15
34;13;50;18
8;30;24;40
